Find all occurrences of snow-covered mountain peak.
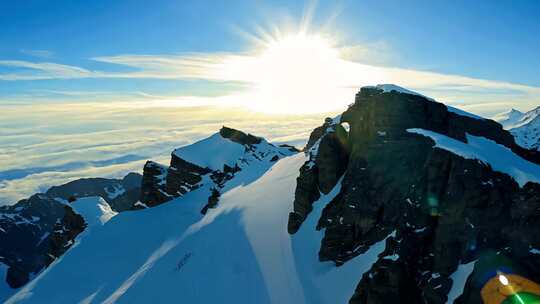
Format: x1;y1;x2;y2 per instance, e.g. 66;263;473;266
494;108;527;129
172;126;295;172
494;106;540;150
142;126;298;211
172;132;246;171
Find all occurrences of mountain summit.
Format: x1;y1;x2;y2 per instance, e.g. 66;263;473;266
290;85;540;303
495;106;540;151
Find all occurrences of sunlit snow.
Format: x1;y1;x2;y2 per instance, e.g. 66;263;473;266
7;153;389;304
408;128;540;186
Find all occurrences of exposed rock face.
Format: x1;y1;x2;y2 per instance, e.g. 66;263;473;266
46;172;142;211
140;161;172;208
141;126;297;213
201;188;220;215
167;156;212;198
45;205;86;266
0;194;66;288
290;86;540;303
287;162;320;234
219;126;261;145
349;257;422;304
287;117;349;234
0;195;83;289
315;125;349;194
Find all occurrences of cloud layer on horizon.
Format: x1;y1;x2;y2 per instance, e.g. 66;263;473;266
0;103;325;205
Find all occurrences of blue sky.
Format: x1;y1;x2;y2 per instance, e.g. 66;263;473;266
2;0;540;204
1;0;540;113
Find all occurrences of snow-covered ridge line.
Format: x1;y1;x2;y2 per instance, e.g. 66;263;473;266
362;84;484;120
407;128;540;187
494;106;540;130
172;131;292;172
446;106;484;120
172;133;245;171
362;84;432;100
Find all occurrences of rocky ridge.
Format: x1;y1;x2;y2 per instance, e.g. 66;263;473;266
140;126;297;213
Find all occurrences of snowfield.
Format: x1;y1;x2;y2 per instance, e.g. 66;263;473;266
7;153;388;304
172;133;246;171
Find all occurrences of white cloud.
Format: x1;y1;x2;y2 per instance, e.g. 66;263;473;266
1;48;539;114
0;60;94;80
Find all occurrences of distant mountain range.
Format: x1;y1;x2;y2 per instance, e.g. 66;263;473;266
2;85;540;303
494;106;540;151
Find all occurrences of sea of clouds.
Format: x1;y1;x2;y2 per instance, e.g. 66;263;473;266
0;102;330;205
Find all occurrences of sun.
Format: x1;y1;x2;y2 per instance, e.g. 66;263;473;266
218;31;359;114
246;33;346;114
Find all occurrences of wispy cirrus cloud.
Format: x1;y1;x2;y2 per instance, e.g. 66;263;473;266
20;49;55;59
0;60;94;80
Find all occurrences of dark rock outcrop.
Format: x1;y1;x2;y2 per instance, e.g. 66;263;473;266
290;86;540;303
200;188;221;215
166;156;212;198
287;162;320;234
315;124;349;194
219;126;262;145
0;194;86;289
287;117;350;234
0;194;65;288
304;117;335;151
45;205;86;265
139;161;172;208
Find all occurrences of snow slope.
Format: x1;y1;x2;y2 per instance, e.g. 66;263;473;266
408;128;540;186
7;153;389;304
172;133;246;171
510;113;540;151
